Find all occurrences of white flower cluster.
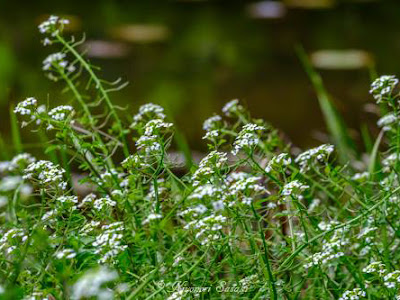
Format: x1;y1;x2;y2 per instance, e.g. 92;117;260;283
136;134;161;155
338;288;366;300
132;105;173;160
362;261;386;275
189;184;224;201
265;153;292;173
377;112;398;131
54;248;76;259
295;144;334;172
121;154;143;169
235;274;259;291
228;175;268;205
317;220;340;231
281;180;309;198
369;75;398;103
361;262;400;289
184;214;226;245
43;53;76;81
356;224;377;244
382;153;400;172
222;99;242;117
308;198;320;212
38;15;69;36
179;204;208;218
48;105;74;121
41;209;57;223
304;223;347;269
57;195;79;210
351;172;369;182
142;213;163;225
0;228;28;255
23;291;48;300
192;151;227;186
383;271;400;289
202;115;222;142
8;153;36;172
167;290;185;300
23;160;67;191
143;119;173;136
232;123;265;155
14;97;37;116
78;193;116;211
80;220;101;235
14;98;49;127
132;103;166;127
71;267;118;300
203;115;222;131
92;222;127;263
202;130;220;141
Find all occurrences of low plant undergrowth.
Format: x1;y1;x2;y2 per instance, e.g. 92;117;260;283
1;16;400;300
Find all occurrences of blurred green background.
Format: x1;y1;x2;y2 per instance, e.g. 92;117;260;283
0;0;398;153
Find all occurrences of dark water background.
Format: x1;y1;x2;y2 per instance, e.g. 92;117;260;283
0;0;399;155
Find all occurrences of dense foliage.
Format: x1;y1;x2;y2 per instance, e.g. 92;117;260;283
1;16;400;300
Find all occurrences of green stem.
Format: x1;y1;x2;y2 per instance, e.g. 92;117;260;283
56;34;129;156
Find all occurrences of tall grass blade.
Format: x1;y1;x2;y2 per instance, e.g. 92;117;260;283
0;133;10;159
9;104;22;154
368;129;384;178
296;46;356;163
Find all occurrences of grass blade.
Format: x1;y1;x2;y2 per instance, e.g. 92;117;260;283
9;104;22;153
296;46;356;163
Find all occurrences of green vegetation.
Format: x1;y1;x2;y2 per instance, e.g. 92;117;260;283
1;16;400;300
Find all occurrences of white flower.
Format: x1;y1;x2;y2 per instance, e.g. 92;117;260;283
384;270;400;288
281;180;309;198
382;153;400;172
55;248;76;259
184;214;227;245
172;256;184;267
132;103;166;127
92;222;127;263
308;198;320;212
23;160;67;191
212;200;225;211
142;213;163;225
14;97;38;116
377;113;398;131
136;135;161;154
144;119;173;136
295;144;334;172
192;151;227;186
189;184;224;201
232;123;265;155
369;75;398;103
179;205;208;218
362;261;386;274
222;99;242;116
203;115;222;131
48;105;74;121
352;172;369;182
265;153;292;173
9;153;36;171
0;176;23;191
71;267;118;300
338;288;366;300
38;15;69;35
0;196;7;208
202;130;219;141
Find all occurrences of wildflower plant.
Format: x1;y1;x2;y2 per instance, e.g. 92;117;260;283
1;15;400;299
